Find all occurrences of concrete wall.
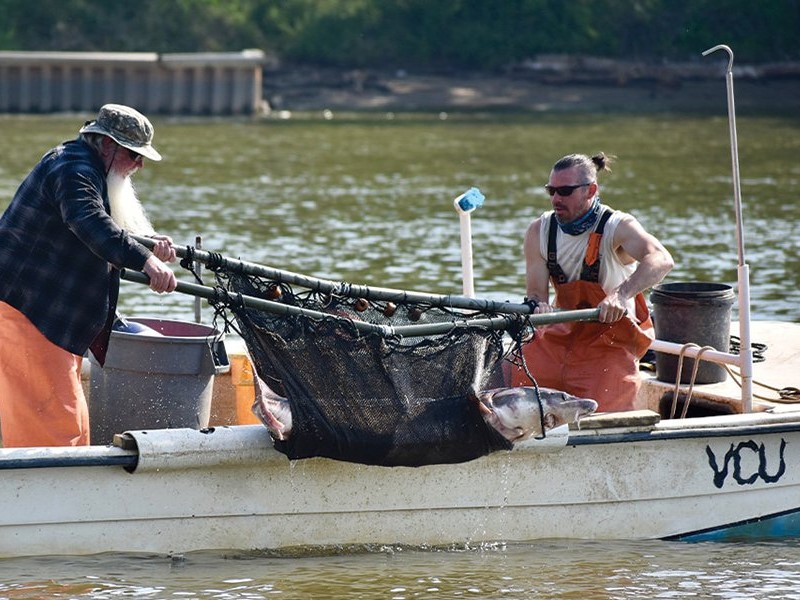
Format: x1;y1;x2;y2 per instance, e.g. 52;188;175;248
0;50;265;115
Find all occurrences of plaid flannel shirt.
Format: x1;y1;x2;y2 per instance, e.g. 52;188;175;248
0;138;151;355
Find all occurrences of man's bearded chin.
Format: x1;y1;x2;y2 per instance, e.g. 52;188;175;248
107;170;155;235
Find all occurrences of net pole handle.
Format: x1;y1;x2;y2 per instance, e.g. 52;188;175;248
120;269;600;338
130;234;580;317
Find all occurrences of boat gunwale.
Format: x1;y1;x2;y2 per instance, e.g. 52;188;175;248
569;411;800;445
3;406;800;470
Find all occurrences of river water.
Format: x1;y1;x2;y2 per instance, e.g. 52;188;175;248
2;111;800;323
1;540;800;598
1;111;800;596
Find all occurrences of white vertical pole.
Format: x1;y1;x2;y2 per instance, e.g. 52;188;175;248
458;211;476;298
453;188;485;298
703;44;753;412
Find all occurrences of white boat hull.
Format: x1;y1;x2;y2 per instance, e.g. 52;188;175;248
2;409;799;557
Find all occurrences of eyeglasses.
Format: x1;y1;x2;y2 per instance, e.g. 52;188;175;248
545;183;591;197
126;148;143;162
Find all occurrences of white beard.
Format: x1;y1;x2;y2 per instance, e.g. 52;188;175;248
107;171;155;235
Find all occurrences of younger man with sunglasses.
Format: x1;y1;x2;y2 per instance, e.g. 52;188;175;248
509;152;673;412
0;104;178;447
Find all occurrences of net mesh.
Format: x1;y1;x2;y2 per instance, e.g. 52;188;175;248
210;267;520;467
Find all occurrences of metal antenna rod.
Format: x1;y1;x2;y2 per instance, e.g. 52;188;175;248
702;44;753;412
702;44;745;267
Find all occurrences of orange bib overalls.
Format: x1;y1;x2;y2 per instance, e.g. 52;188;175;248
510;210;653;412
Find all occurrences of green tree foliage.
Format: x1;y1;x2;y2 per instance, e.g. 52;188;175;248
0;0;797;66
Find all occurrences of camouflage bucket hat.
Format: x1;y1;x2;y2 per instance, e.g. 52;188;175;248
79;103;162;161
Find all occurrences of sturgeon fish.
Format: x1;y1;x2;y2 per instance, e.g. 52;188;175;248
474;386;598;442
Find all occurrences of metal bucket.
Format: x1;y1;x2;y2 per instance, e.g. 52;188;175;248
89;318;229;444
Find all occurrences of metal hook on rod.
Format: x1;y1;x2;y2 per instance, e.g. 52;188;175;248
702;44;733;73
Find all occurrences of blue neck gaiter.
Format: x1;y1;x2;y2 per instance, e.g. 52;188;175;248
557;197;601;236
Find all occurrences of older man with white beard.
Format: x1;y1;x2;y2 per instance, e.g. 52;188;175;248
0;104;177;447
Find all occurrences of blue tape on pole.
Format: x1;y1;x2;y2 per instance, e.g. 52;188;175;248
457;187;485;211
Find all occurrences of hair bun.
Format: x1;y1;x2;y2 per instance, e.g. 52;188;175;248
591;152;615;172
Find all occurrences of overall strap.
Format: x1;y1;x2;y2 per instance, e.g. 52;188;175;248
579;208;613;282
546;216;568;284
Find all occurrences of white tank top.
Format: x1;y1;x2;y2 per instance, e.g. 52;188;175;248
537;209;638;313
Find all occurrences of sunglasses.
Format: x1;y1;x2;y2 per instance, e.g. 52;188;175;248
545;183;591;197
126;148;143;162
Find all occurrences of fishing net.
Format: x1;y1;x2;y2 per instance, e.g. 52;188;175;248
205;265;529;467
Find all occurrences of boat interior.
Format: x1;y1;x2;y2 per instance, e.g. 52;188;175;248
638;321;800;420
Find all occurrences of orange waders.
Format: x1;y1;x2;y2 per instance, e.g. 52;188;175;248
0;301;90;447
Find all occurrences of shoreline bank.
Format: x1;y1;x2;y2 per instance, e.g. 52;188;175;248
263;65;800;114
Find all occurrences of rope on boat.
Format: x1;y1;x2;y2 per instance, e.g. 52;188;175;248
669;344;715;419
729;335;766;363
722;336;800;403
666;338;800;408
723;365;800;404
